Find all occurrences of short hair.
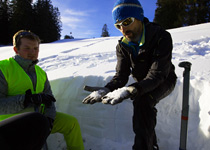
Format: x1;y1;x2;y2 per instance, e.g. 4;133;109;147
13;30;41;49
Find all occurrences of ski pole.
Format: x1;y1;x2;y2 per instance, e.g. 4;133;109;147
178;61;192;150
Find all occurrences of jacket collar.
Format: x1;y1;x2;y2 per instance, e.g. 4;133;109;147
13;55;38;71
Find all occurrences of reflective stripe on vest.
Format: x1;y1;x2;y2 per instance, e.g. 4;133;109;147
0;57;46;121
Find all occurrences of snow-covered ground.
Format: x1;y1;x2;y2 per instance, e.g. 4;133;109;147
1;22;210;150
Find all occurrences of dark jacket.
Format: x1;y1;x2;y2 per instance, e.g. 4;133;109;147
105;18;177;96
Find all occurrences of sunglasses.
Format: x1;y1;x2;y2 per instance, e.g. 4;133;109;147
114;17;135;29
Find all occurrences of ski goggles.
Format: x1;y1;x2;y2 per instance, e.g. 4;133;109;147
114;17;135;29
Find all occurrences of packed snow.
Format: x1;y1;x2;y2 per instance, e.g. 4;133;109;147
1;22;210;150
103;87;128;98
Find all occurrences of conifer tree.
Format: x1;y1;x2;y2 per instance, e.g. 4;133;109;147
9;0;34;38
154;0;210;29
33;0;61;43
185;0;210;25
0;0;61;44
101;24;110;37
0;0;10;44
154;0;186;29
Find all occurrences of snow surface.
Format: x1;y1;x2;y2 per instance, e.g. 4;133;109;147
1;22;210;150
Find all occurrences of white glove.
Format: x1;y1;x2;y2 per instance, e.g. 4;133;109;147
82;86;110;104
101;86;137;105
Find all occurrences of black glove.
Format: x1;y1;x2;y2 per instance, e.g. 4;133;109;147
24;89;56;108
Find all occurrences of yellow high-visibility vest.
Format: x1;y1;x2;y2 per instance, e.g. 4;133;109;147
0;57;46;121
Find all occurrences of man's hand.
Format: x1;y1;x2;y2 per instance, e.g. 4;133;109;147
102;86;137;105
82;86;110;104
24;89;56;108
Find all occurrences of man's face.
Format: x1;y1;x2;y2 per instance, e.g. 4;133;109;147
14;38;39;61
117;18;143;42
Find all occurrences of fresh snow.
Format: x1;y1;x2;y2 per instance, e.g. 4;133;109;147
103;87;129;99
102;87;130;105
1;22;210;150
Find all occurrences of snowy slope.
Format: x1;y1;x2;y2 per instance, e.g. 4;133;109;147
0;22;210;150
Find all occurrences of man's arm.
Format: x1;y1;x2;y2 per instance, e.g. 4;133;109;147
42;76;56;120
105;44;131;91
0;70;25;114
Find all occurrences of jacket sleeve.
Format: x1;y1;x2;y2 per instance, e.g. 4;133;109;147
42;75;56;120
105;44;131;91
130;30;174;96
0;70;25;114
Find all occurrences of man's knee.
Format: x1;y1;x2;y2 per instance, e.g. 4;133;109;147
52;112;80;134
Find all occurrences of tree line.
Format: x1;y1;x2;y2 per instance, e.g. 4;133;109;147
154;0;210;29
1;0;210;44
0;0;61;45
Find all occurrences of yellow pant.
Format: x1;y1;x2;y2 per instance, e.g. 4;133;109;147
51;112;84;150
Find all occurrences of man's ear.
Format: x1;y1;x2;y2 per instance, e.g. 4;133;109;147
13;47;18;54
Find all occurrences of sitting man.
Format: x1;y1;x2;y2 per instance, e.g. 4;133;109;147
0;30;84;150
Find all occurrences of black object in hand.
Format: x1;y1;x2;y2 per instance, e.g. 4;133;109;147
24;89;56;108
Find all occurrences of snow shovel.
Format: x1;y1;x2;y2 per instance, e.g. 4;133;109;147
178;61;192;150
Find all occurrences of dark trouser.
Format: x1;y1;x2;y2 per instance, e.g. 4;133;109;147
132;79;176;150
0;112;51;150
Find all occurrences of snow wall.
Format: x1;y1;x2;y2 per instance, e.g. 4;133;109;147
46;75;210;150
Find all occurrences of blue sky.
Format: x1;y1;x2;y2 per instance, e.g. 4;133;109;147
50;0;157;39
